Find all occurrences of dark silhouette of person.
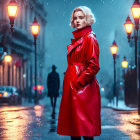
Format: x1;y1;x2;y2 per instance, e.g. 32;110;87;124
47;65;60;114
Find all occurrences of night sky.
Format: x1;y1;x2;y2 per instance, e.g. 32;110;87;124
43;0;134;90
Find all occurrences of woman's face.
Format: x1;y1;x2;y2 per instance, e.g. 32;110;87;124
73;10;87;30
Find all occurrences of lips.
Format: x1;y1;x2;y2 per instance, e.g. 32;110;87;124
76;24;80;27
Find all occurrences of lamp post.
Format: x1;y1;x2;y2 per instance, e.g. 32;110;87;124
7;0;18;33
110;41;118;106
121;57;128;97
31;17;40;104
124;0;140;115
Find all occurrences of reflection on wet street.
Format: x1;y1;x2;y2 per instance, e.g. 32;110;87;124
0;104;58;140
117;110;140;140
0;106;32;140
0;100;139;140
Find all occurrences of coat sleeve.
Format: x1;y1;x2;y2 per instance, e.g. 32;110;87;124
77;34;100;87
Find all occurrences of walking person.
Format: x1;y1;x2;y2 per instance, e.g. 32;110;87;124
47;65;60;114
57;6;101;140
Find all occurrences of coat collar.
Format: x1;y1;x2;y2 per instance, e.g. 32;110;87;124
67;26;92;56
72;26;92;42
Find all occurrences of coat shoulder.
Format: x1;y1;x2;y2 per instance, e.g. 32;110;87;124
84;31;97;41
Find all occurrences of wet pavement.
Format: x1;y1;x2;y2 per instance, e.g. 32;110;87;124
0;97;139;140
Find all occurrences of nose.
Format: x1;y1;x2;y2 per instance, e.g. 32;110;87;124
76;19;80;23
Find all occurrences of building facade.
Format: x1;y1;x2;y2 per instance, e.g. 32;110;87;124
0;0;47;97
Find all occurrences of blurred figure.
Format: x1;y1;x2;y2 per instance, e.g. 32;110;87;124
47;65;60;114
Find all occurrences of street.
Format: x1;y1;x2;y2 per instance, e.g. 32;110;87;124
0;97;139;140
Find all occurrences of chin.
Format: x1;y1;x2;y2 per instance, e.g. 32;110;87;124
76;26;83;30
76;25;87;30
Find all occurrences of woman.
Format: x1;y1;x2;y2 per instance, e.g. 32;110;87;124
57;6;101;140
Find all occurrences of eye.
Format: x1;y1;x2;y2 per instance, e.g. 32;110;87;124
79;16;84;19
73;17;77;20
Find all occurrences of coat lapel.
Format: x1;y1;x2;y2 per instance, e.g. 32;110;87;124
67;37;83;55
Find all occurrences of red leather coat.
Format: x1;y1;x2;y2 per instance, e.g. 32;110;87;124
57;26;101;136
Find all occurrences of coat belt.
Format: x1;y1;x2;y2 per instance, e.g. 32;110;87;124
68;63;86;66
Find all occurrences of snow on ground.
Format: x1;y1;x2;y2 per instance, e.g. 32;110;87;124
107;97;137;110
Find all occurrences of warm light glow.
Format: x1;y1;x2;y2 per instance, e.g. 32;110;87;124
0;106;32;140
124;16;133;34
3;92;8;97
33;85;44;90
118;111;140;139
110;46;118;55
37;85;44;90
31;25;40;36
131;7;140;19
34;105;43;117
8;6;18;17
110;41;118;55
122;61;128;68
31;17;40;36
131;0;140;19
4;55;12;63
8;0;18;18
124;23;133;34
37;85;41;90
122;57;128;68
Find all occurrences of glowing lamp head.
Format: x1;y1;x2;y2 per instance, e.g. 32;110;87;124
122;57;128;68
110;41;118;56
31;17;40;37
131;0;140;19
124;16;134;34
4;55;12;63
8;0;18;18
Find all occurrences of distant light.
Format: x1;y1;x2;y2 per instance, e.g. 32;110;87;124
121;57;128;68
3;92;8;97
101;88;104;92
33;85;44;90
120;82;123;86
4;55;12;62
23;74;26;78
132;65;136;69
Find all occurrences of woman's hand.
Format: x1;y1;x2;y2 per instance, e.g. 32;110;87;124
70;80;83;92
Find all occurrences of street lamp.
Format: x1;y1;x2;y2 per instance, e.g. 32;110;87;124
7;0;18;33
121;57;128;106
31;17;40;104
124;0;140;114
121;57;128;69
131;0;140;30
110;41;118;106
121;56;128;85
124;16;134;42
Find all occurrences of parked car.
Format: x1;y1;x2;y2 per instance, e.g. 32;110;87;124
0;86;22;105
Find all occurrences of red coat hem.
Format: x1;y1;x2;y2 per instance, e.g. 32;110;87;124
57;131;101;137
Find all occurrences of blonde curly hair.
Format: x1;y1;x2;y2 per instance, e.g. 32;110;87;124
70;6;96;28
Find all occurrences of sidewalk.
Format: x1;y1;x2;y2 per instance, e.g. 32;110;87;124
106;98;137;111
105;98;140;127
